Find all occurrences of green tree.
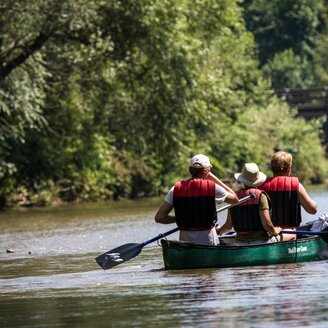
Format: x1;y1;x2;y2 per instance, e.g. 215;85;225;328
0;0;100;178
242;0;324;88
0;0;327;207
262;49;314;88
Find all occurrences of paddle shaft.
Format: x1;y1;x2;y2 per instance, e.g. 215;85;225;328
281;230;328;243
281;230;327;235
282;230;318;235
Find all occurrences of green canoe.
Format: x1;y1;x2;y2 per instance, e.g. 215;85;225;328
161;234;328;270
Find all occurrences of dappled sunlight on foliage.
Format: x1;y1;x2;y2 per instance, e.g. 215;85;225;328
0;0;327;207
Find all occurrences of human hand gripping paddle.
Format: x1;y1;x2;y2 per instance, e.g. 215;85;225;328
95;193;256;270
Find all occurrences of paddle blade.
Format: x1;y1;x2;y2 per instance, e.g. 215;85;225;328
95;243;144;270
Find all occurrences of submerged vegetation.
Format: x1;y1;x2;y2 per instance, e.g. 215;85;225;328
0;0;328;208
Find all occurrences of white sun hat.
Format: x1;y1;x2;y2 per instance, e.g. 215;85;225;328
234;163;267;187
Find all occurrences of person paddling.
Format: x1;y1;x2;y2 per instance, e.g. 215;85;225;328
154;154;238;245
258;151;317;241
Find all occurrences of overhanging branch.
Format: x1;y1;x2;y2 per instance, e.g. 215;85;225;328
0;31;54;81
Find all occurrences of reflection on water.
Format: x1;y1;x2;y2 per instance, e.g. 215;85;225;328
1;191;328;327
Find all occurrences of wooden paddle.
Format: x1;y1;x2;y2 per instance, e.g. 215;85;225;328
95;193;256;270
281;230;328;242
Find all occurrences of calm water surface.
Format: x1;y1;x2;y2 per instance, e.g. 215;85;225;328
1;190;328;327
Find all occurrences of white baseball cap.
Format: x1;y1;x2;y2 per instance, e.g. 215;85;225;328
189;154;212;168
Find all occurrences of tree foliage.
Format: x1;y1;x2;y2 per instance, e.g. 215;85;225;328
0;0;327;207
242;0;327;88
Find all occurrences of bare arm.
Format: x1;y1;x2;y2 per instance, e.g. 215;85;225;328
217;210;234;235
260;209;281;236
224;192;239;204
219;209;281;237
208;172;239;204
154;201;176;224
298;183;317;214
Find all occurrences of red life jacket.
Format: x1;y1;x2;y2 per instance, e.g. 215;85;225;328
230;189;268;232
258;176;301;228
173;179;217;230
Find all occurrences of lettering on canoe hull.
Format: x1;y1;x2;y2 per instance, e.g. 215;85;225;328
288;246;308;254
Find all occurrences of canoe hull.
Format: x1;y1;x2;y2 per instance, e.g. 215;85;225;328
161;236;328;270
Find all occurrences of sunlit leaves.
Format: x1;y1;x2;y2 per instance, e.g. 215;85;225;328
242;0;325;88
0;0;327;206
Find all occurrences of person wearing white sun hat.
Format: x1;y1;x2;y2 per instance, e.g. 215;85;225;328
154;154;238;245
218;163;282;244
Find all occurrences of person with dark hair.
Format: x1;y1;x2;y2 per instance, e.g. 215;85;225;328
219;163;282;244
154;154;238;245
258;151;317;241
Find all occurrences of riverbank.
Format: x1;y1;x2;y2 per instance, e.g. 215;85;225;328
0;179;328;212
1;179;328;211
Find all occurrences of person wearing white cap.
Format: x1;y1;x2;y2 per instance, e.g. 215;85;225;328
154;154;238;245
218;163;282;244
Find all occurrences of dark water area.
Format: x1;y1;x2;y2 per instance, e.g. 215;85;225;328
1;191;328;327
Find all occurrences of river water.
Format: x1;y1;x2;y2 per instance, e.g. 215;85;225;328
1;190;328;327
